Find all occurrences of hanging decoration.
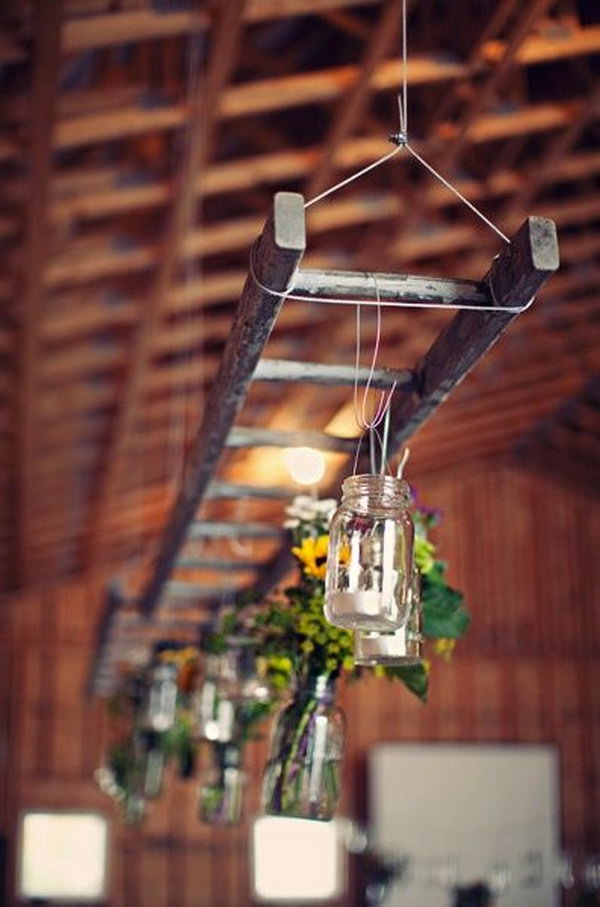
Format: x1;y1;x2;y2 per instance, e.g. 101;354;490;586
95;645;200;824
254;490;469;820
194;629;278;825
324;474;414;631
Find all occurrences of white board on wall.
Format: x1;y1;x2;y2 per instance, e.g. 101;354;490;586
369;743;560;907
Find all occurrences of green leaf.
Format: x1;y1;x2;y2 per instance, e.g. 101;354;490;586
422;580;470;638
385;663;429;702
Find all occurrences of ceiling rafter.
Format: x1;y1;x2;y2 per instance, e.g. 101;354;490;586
304;0;405;199
87;0;247;565
16;0;63;585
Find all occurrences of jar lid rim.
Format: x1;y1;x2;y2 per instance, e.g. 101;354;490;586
341;473;411;494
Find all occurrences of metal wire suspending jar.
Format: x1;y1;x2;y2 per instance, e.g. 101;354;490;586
324;474;414;631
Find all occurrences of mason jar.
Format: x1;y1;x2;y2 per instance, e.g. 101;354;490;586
354;567;422;666
198;742;247;826
143;661;178;732
324;474;414;631
261;673;345;821
195;654;237;743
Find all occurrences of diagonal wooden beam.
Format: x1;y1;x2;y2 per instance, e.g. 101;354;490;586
383;217;560;451
500;83;600;225
305;0;405;199
137;192;306;617
87;0;246;565
442;0;555;168
16;0;63;585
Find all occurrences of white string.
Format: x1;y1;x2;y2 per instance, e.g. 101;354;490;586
304;145;402;209
247;0;534;315
404;144;510;243
399;0;408;139
352;277;396;432
349;275;397;476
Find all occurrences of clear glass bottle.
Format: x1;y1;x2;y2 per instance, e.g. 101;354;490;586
261;674;345;821
195;640;270;742
143;661;179;732
354;567;422;666
325;474;414;631
137;730;165;799
198;742;246;825
195;653;238;743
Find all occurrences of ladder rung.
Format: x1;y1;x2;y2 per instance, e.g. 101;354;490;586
164;582;237;601
293;267;488;307
227;426;357;453
254;358;412;390
176;556;263;572
187;521;284;540
207;480;294;500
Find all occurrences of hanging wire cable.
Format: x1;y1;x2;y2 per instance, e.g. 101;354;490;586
248;0;535;313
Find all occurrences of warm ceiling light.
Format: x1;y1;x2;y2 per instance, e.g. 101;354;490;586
281;447;326;487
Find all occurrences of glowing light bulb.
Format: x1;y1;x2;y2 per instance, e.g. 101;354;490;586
281;447;326;487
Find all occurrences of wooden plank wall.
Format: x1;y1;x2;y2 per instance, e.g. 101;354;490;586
0;462;598;906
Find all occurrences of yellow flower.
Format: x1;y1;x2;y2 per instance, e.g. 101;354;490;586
433;638;456;661
292;534;330;579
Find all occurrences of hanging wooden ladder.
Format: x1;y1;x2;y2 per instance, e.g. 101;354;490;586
89;191;559;694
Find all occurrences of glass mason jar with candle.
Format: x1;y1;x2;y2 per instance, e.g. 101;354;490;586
354;567;423;666
324;474;414;631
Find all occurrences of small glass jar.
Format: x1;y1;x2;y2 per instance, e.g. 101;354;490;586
137;730;165;799
143;661;179;732
198;743;246;825
354;567;422;666
261;674;345;821
324;474;414;631
195;654;238;743
195;640;270;742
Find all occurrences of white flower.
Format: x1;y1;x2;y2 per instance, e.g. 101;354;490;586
284;494;338;526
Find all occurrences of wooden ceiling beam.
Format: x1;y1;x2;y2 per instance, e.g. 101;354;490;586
443;0;555;168
304;0;404;199
62;0;381;55
138;192;306;617
87;0;247;565
16;0;63;585
501;83;600;224
47;138;600;229
43;148;596;288
39;56;463;153
32;23;589;146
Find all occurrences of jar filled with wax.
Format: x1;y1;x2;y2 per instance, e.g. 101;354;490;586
354;568;422;666
324;474;413;631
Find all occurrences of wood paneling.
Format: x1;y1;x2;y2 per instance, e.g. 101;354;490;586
0;464;598;905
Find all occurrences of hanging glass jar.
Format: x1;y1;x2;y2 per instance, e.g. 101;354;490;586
195;653;238;743
354;567;422;666
198;742;247;825
227;635;271;704
324;474;414;631
261;673;345;821
137;730;166;799
195;638;270;742
142;659;179;733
